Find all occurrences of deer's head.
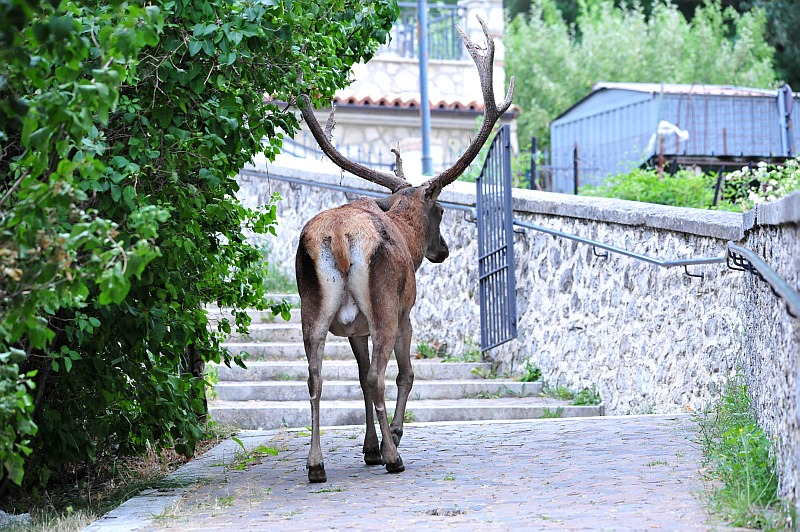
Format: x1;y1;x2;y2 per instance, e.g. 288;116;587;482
298;16;513;264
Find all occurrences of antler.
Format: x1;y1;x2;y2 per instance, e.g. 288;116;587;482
424;16;515;192
297;15;512;195
298;94;412;193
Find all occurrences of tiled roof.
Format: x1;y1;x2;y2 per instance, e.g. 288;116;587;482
333;94;484;111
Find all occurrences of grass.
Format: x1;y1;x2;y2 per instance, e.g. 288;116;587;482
696;376;790;529
440;338;482;363
542;383;602;406
313;486;344;494
1;422;238;531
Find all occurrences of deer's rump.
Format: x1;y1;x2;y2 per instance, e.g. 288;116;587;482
295;199;416;338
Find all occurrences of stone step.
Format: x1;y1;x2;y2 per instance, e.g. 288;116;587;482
213;360;494;382
207;307;301;325
223;341;353;361
225;323;323;343
214;379;541;402
209;397;604;430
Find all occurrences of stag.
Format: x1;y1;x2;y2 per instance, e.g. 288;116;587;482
295;17;514;483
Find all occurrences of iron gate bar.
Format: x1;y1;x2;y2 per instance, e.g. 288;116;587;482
476;125;518;351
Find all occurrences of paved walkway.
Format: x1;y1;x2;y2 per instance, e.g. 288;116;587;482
86;415;735;531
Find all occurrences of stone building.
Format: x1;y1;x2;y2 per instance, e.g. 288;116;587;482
281;0;518;179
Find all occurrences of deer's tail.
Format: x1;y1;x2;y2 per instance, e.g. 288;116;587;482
330;231;351;275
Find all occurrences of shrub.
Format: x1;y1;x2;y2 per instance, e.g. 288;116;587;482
0;0;397;490
719;158;800;211
580;168;717;208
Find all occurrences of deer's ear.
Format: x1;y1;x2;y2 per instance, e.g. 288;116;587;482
424;181;442;201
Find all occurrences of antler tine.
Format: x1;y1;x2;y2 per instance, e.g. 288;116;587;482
298;94;412;193
425;15;515;191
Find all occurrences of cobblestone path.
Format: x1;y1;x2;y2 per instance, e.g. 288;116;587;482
126;415;734;531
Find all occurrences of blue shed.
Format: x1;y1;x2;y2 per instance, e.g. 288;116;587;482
549;82;799;194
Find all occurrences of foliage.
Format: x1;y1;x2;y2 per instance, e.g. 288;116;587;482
580;158;800;211
719;158;800;211
506;0;776;155
572;385;601;406
754;0;800;89
696;376;789;528
0;0;397;490
580;168;717;208
441;338;482;363
519;361;542;382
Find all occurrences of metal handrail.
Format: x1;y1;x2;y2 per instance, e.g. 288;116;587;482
511;219;727;279
727;242;800;317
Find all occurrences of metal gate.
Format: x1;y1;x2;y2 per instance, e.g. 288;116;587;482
476;125;517;351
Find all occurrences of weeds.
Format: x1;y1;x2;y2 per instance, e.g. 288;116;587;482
415;341;443;359
542;383;601;406
260;254;298;293
519;361;542;383
441;338;482;363
229;437;279;471
572;386;601;406
541;407;564;418
696;376;789;529
388;410;415;424
542;384;574;401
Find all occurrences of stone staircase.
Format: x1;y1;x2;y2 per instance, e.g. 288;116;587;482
208;298;603;429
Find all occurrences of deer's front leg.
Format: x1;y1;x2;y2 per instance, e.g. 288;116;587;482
304;331;327;483
349;335;383;465
390;313;414;447
368;332;404;474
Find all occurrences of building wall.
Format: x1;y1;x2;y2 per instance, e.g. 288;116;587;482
238;157;800;509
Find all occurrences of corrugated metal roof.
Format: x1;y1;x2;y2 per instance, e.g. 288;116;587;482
592;81;780;98
554;82;794;121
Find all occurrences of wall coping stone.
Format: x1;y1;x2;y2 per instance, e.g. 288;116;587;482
257;160;745;242
757;191;800;227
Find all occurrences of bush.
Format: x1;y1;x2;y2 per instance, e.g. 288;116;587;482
0;0;397;490
719;158;800;211
580;168;717;208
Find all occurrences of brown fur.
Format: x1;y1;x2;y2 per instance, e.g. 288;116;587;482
296;187;448;482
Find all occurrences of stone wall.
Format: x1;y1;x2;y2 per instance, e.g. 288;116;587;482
237;157;799;507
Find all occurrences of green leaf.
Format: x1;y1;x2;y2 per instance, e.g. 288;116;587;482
4;455;25;486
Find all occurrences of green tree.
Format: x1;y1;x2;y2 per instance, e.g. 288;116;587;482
506;0;776;154
0;0;397;490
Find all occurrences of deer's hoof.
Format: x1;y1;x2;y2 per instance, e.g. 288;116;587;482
308;463;327;483
364;452;385;466
391;427;403;447
385;457;405;474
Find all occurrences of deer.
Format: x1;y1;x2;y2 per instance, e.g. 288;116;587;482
294;16;514;483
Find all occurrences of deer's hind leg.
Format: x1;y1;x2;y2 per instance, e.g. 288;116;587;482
350;335;383;465
297;242;342;483
390;311;414;447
